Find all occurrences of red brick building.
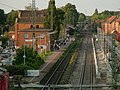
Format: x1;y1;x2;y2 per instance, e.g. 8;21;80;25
13;9;51;52
102;16;120;34
101;16;120;42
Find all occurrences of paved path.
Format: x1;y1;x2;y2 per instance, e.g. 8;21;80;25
27;41;71;83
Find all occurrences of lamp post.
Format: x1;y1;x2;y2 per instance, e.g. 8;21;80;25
23;45;26;82
23;45;26;66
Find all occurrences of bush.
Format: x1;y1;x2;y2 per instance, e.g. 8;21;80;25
13;46;45;69
4;65;32;76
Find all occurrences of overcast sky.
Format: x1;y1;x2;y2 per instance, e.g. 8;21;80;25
0;0;120;15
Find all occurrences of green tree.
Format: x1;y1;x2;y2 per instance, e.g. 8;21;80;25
94;8;98;15
44;0;57;30
56;8;65;37
98;10;111;20
91;9;99;21
0;9;5;25
44;0;66;42
78;13;86;22
13;46;44;69
0;32;9;48
0;9;6;35
4;65;32;76
62;3;79;26
6;10;18;26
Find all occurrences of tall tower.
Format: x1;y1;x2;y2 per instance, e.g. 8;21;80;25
32;0;36;27
32;0;36;49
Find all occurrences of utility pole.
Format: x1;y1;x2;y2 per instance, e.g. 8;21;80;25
23;45;26;82
32;0;36;49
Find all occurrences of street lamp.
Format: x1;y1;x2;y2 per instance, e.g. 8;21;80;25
23;45;26;65
23;45;26;82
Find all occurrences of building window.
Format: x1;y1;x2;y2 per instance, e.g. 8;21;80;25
30;25;33;28
32;33;36;37
36;25;39;28
40;34;45;39
24;34;28;38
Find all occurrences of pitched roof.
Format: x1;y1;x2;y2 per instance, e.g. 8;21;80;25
108;16;116;23
19;9;47;18
96;20;105;23
17;9;47;23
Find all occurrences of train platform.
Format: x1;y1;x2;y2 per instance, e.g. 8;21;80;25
25;41;71;83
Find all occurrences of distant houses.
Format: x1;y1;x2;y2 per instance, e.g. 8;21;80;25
98;16;120;42
101;16;120;34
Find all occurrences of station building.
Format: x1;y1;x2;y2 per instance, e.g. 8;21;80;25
9;9;52;52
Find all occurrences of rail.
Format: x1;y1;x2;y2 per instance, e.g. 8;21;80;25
78;38;88;90
40;41;78;90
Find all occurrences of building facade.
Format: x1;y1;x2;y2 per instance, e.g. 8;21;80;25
10;9;52;52
101;16;120;42
102;16;120;34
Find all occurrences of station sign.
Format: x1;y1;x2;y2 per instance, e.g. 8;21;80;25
27;70;39;76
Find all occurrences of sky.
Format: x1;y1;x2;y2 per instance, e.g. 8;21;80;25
0;0;120;16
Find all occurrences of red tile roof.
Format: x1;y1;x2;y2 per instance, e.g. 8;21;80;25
19;9;47;18
96;20;105;23
108;16;116;23
17;9;47;23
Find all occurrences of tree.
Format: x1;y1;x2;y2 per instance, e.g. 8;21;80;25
94;8;98;15
91;9;99;21
0;9;6;35
0;9;5;25
91;10;117;21
44;0;57;30
78;13;86;22
44;0;65;41
0;32;9;48
13;46;44;69
62;3;79;26
56;8;65;37
6;10;18;26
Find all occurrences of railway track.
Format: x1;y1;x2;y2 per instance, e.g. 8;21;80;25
78;36;95;90
69;29;101;90
40;41;78;90
82;36;95;90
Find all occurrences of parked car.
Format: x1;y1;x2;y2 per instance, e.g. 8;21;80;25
1;52;10;58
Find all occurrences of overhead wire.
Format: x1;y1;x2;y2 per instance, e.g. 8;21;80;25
0;2;18;10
